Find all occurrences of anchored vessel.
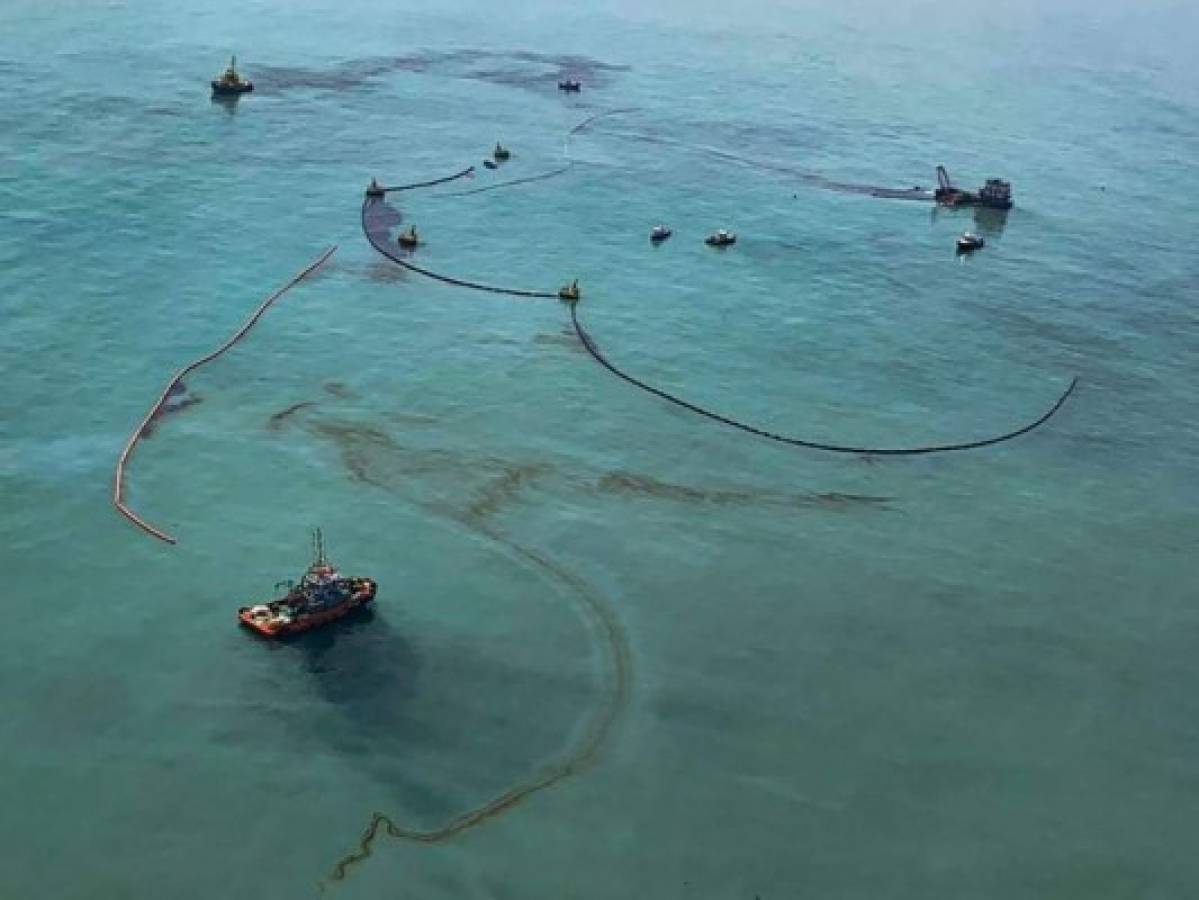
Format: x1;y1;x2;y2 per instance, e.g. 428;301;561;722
558;79;582;92
650;224;673;243
705;229;736;247
238;530;376;637
212;56;253;97
934;166;1012;210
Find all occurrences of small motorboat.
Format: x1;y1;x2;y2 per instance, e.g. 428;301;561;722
483;159;498;170
705;229;736;247
211;55;253;97
558;279;581;302
493;143;511;162
956;231;985;254
558;80;582;92
397;226;420;249
650;224;673;244
364;178;385;199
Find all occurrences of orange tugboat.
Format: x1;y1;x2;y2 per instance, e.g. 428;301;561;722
238;530;376;637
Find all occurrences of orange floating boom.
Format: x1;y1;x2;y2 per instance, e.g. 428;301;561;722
112;245;338;544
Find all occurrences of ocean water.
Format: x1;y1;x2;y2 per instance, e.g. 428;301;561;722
3;0;1199;897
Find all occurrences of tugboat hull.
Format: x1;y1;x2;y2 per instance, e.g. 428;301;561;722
238;579;376;637
212;81;253;97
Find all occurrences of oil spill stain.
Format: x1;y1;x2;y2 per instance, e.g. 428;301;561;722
595;471;892;510
266;400;317;431
464;464;554;523
140;382;203;438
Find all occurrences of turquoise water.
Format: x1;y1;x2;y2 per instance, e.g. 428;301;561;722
3;0;1199;896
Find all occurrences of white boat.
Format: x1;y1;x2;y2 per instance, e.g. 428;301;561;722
956;231;985;253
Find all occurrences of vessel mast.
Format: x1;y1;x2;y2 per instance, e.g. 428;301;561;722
312;528;327;566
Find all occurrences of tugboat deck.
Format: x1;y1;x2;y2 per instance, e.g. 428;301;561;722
237;530;377;637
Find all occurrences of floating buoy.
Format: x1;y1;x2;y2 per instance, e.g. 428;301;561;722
558;279;581;302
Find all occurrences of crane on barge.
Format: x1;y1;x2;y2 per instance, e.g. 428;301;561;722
935;166;1013;210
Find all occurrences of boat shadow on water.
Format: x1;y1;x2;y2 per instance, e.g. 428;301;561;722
210;94;241;116
267;607;467;816
930;203;1010;237
277;606;420;707
267;595;600;831
972;206;1011;237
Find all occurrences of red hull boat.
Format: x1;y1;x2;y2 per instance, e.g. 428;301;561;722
238;530;377;637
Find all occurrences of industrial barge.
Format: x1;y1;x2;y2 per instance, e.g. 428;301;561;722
934;166;1013;210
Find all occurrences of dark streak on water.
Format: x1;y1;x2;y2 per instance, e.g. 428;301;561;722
592;123;936;202
268;409;895;522
464;464;555;523
140;382;203;438
265;400;317;431
594;471;893;511
251;50;629;97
